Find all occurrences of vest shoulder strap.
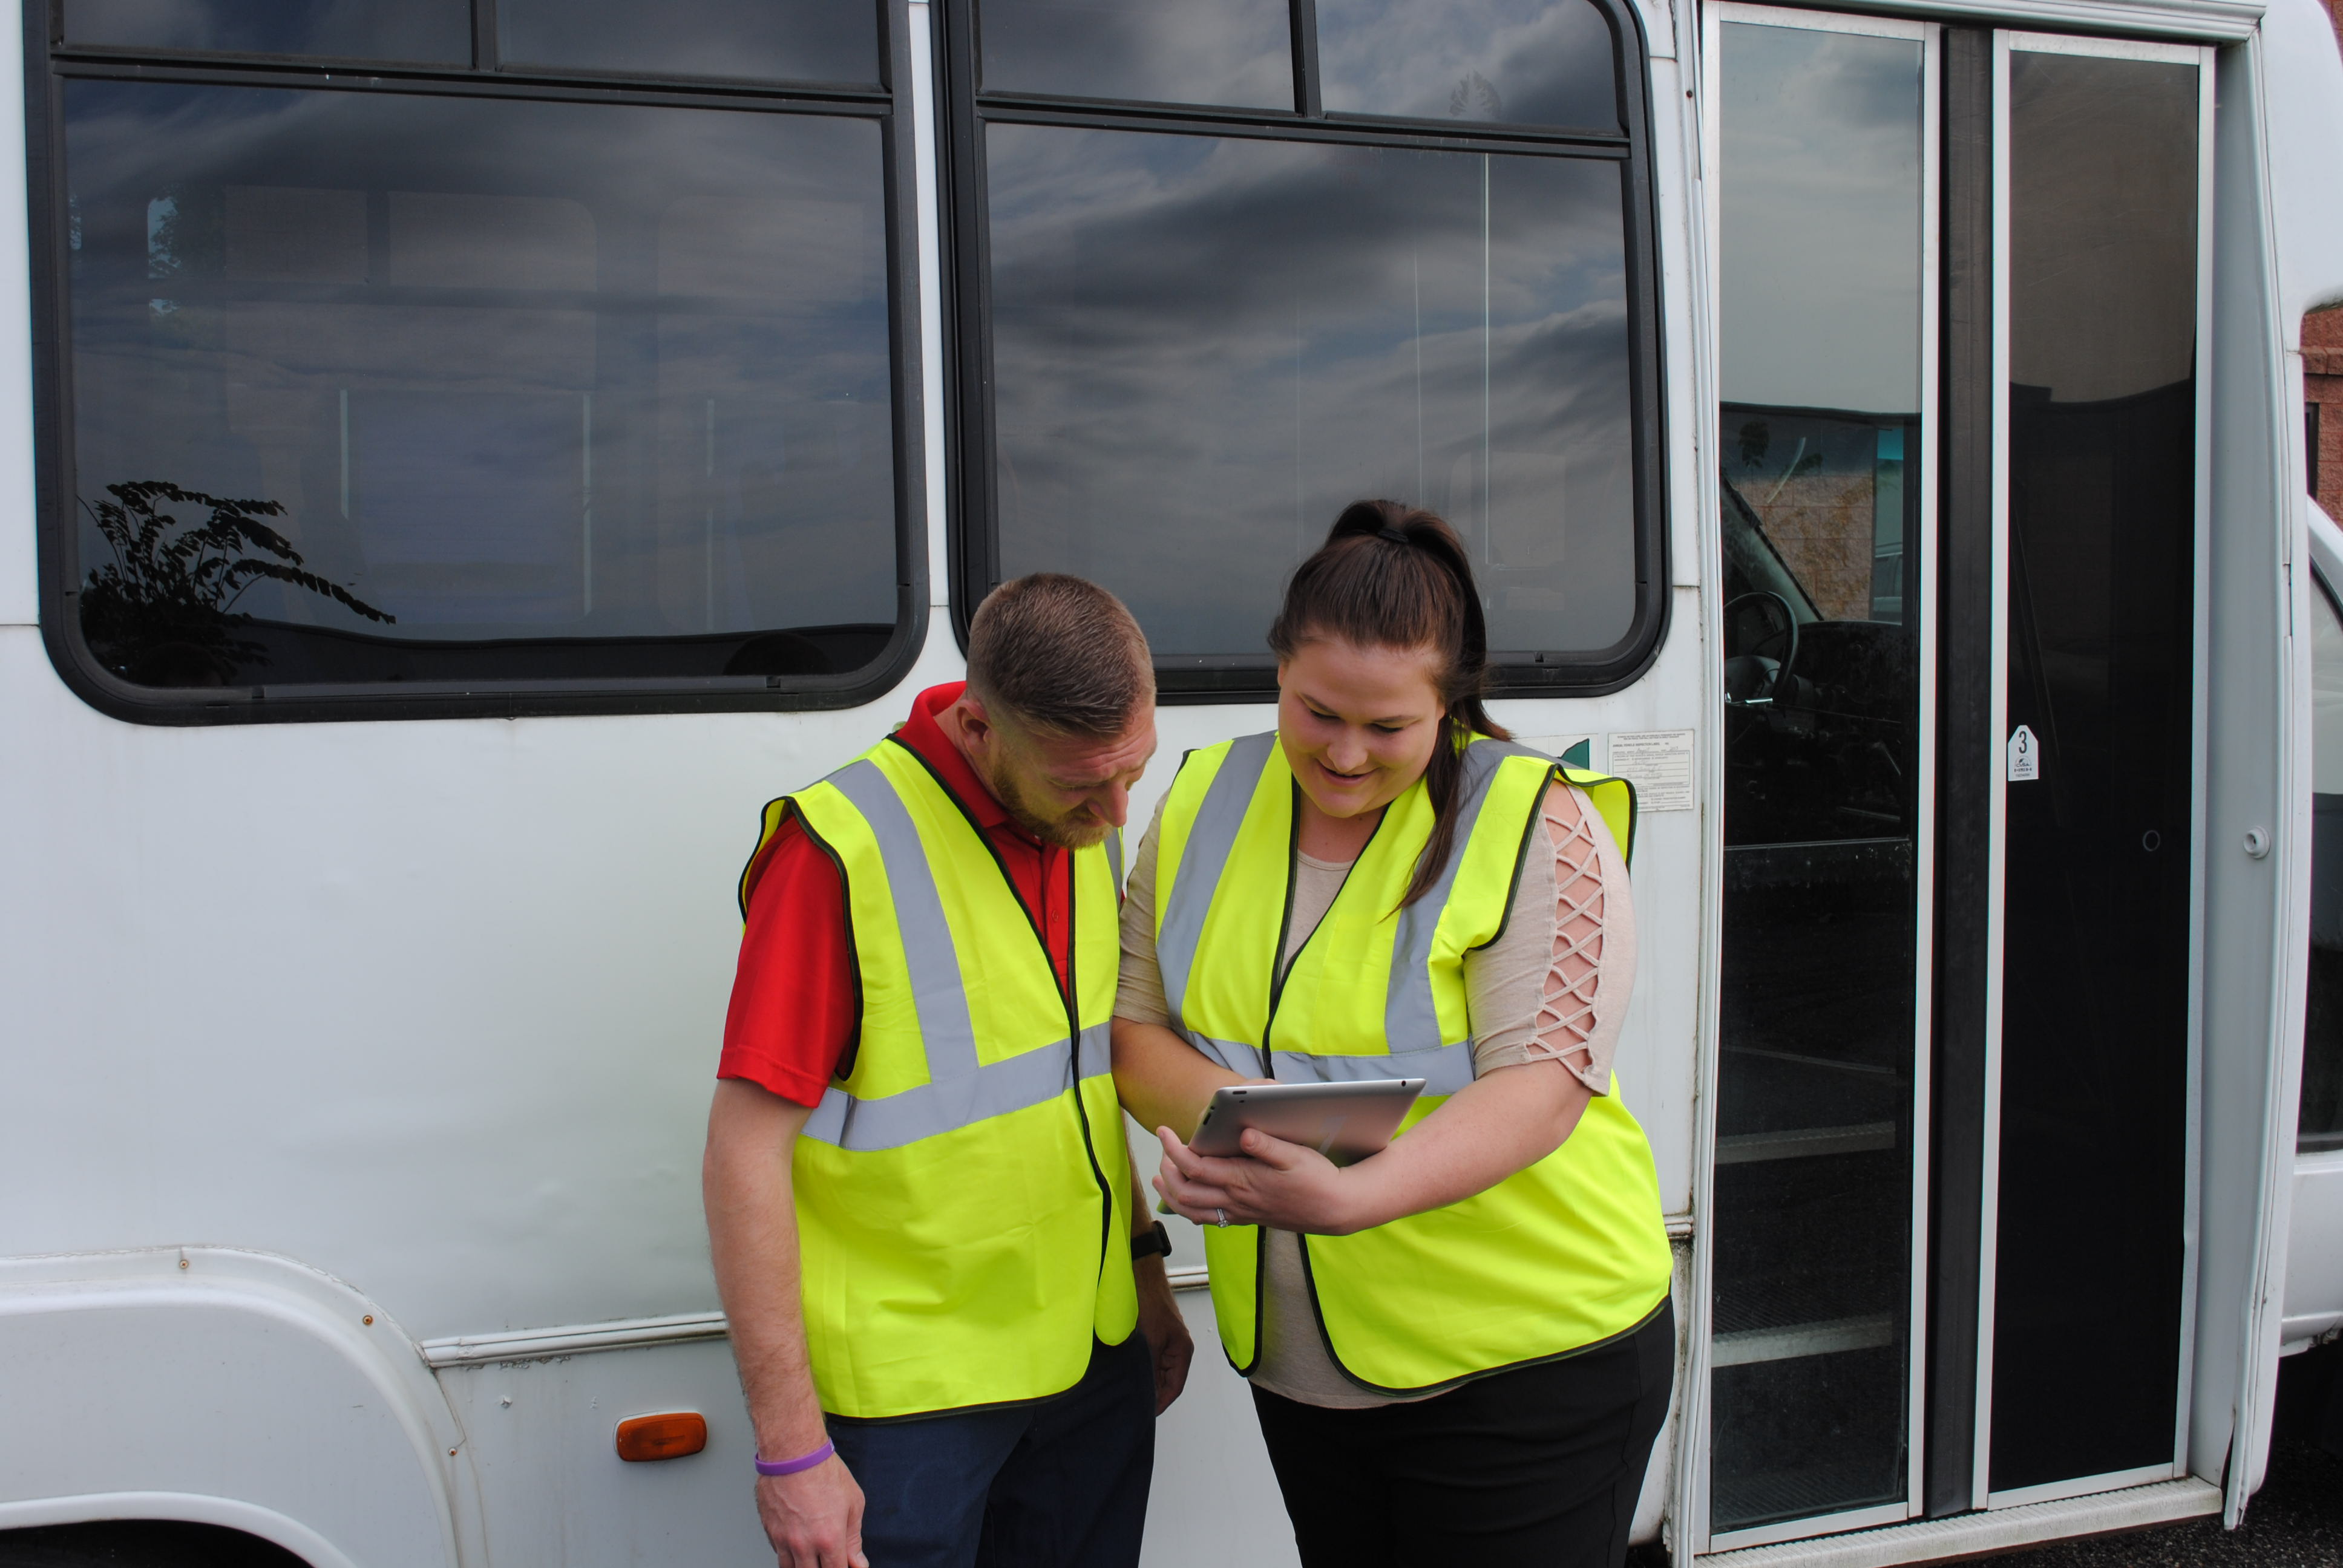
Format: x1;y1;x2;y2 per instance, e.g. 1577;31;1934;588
736;738;956;920
1557;765;1637;868
738;792;802;920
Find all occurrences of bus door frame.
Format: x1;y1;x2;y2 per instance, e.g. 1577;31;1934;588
1971;28;2216;1515
1688;5;1942;1552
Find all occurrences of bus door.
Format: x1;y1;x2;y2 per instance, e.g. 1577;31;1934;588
1702;11;2213;1550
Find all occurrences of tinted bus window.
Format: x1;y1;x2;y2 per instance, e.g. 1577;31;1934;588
955;0;1656;692
1316;0;1620;129
986;130;1633;659
978;0;1293;106
2305;573;2343;1152
498;0;880;86
59;83;899;696
62;0;470;62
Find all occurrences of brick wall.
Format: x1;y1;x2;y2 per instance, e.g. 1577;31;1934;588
2310;311;2343;518
2307;1;2343;518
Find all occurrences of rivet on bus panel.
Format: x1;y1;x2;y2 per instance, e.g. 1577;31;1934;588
615;1413;709;1462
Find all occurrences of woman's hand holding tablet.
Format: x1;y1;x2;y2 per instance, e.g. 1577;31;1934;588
1151;1078;1423;1235
1190;1079;1424;1163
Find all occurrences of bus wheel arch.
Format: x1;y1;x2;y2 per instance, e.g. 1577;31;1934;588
0;1511;332;1568
0;1248;474;1568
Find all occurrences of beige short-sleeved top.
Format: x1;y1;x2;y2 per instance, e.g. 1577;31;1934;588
1116;774;1637;1408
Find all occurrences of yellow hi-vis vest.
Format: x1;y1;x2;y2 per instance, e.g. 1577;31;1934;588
741;734;1138;1420
1153;731;1672;1395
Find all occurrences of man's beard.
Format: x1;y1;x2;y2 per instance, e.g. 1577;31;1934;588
981;754;1109;850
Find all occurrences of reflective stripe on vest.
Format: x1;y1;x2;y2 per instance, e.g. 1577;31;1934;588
1153;731;1669;1394
743;736;1136;1419
1159;734;1636;1088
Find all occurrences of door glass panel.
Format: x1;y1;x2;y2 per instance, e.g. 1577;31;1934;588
983;124;1636;659
1315;0;1620;131
977;0;1295;108
1712;18;1926;1535
2307;575;2343;1153
497;0;880;86
1991;47;2198;1494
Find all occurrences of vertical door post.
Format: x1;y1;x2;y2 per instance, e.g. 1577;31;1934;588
1925;22;1994;1522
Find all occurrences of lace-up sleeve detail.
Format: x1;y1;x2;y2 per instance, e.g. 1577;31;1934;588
1528;783;1609;1082
1464;780;1637;1093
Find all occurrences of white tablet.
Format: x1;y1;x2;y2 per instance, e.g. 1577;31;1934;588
1190;1078;1426;1166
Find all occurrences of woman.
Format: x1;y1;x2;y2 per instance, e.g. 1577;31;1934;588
1113;500;1674;1568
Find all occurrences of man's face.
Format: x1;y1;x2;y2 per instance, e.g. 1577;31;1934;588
962;700;1158;850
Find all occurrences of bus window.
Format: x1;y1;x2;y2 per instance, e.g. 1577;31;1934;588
498;0;880;86
2305;571;2343;1153
38;8;909;714
1709;8;1929;1541
951;0;1659;694
978;0;1294;108
1316;0;1622;131
61;0;470;63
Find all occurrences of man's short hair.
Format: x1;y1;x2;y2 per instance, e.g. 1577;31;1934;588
966;574;1153;737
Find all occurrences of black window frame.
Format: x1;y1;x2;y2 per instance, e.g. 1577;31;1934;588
939;0;1670;701
25;0;928;724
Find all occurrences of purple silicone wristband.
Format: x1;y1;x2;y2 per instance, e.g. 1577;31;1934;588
755;1440;835;1477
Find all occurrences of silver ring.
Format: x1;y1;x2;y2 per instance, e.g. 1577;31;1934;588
1215;1208;1228;1228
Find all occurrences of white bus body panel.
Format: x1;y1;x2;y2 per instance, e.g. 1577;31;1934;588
0;0;30;629
2231;0;2343;1506
2283;1147;2343;1347
0;1249;467;1567
1;0;2336;1560
434;1337;772;1565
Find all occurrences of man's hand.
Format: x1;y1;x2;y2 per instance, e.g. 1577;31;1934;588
753;1453;868;1568
705;1081;864;1567
1133;1255;1194;1414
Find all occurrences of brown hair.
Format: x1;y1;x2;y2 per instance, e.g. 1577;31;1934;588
1267;500;1513;907
967;573;1153;737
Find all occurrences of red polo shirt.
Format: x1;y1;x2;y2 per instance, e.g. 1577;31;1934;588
718;682;1076;1108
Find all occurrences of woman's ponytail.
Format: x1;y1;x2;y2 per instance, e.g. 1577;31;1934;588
1268;499;1512;907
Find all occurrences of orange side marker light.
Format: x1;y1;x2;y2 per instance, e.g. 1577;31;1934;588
615;1412;708;1462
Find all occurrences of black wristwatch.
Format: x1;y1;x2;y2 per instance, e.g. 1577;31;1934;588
1131;1220;1173;1262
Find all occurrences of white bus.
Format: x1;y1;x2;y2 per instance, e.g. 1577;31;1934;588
3;0;2339;1561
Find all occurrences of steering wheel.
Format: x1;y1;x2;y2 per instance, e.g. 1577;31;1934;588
1723;590;1799;705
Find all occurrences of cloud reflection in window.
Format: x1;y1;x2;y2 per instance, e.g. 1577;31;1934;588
986;125;1636;658
1317;0;1620;130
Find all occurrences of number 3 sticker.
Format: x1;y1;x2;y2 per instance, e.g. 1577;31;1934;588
2007;724;2040;783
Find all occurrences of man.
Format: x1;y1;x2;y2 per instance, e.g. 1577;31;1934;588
704;573;1192;1568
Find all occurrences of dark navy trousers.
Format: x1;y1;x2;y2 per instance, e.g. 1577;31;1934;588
829;1333;1155;1568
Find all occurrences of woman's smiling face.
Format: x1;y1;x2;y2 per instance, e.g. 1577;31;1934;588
1277;636;1447;822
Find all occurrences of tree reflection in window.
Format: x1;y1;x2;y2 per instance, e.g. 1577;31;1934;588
80;480;392;687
